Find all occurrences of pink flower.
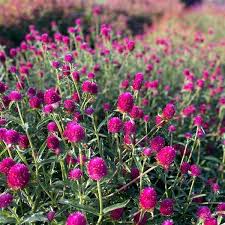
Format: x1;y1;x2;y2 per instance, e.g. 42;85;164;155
204;217;218;225
143;148;153;157
108;117;123;133
159;199;174;216
162;103;175;120
66;212;87;225
0;193;13;209
216;203;225;217
18;134;29;149
7;163;30;190
162;219;174;225
9;91;22;102
47;122;58;133
180;162;191;174
110;208;124;221
68;168;83;181
5;129;19;145
87;157;107;181
150;136;165;152
132;73;144;90
117;92;134;113
0;157;16;175
133;212;148;225
47;211;56;222
29;96;41;109
196;206;211;220
64;122;85;143
156;146;176;170
139;187;157;211
81;81;98;95
190;164;201;177
47;135;60;150
44;88;61;105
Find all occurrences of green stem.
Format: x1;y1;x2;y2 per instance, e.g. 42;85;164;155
97;181;103;225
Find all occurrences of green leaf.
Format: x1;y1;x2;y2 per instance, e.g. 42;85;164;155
21;212;47;224
59;199;99;216
103;199;130;214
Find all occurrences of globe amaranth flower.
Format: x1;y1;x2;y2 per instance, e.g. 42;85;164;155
108;117;123;133
132;72;144;91
162;103;175;120
162;219;174;225
64;122;85;143
117;92;134;113
5;129;20;145
29;96;41;109
47;121;58;133
180;162;191;175
66;211;87;225
0;193;13;209
64;99;76;113
110;208;124;221
68;168;83;181
81;80;98;95
139;187;157;211
0;158;16;175
133;212;148;225
204;217;218;225
216;202;225;217
44;88;61;105
47;210;56;222
150;136;165;152
143;148;153;157
156;146;176;170
7;163;30;190
190;164;201;177
18;134;29;149
8;90;22;102
196;206;211;220
87;157;107;181
159;198;174;216
47;135;60;150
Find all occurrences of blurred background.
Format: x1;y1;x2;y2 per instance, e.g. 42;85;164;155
0;0;224;48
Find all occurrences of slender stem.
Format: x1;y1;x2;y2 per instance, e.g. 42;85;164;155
97;181;103;225
188;177;195;203
139;158;147;192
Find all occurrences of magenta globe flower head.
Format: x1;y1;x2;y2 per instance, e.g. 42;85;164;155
155;115;166;127
64;53;73;63
159;198;174;216
133;212;148;225
110;208;124;221
204;217;217;225
180;162;191;174
211;183;220;193
68;168;83;181
143;148;153;157
194;115;203;127
81;80;98;95
87;157;107;181
18;134;29;149
85;107;94;115
103;103;111;112
130;105;141;119
9;90;22;102
168;125;176;133
66;211;87;225
156;146;176;170
190;164;201;177
132;72;144;90
47;210;56;222
47;121;58;133
216;203;225;217
47;135;60;150
0;81;7;93
44;88;61;105
5;129;20;145
150;136;165;152
64;122;85;143
162;103;175;120
43;104;54;114
162;219;174;225
29;96;41;109
0;193;13;209
64;99;76;113
139;187;157;211
0;157;16;175
124;120;136;135
108;117;123;133
196;206;211;220
7;163;30;190
117;92;134;113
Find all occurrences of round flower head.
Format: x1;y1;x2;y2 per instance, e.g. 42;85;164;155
18;134;29;149
133;212;148;225
196;206;211;220
29;96;41;109
204;217;218;225
47;210;56;222
66;211;87;225
110;208;124;221
0;157;16;175
0;193;13;209
5;129;19;145
47;121;58;133
47;135;60;150
117;92;134;113
0;81;7;93
156;146;176;170
180;162;191;174
7;163;30;190
43;104;54;114
87;157;107;181
139;187;157;211
159;198;174;216
9;90;22;102
216;202;225;217
162;219;174;225
162;103;175;120
124;120;136;135
190;164;201;177
64;53;73;63
194;115;203;127
68;168;83;181
150;136;165;152
44;88;61;105
64;122;85;143
64;99;76;113
132;73;144;90
143;148;153;157
108;117;123;133
81;81;98;95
